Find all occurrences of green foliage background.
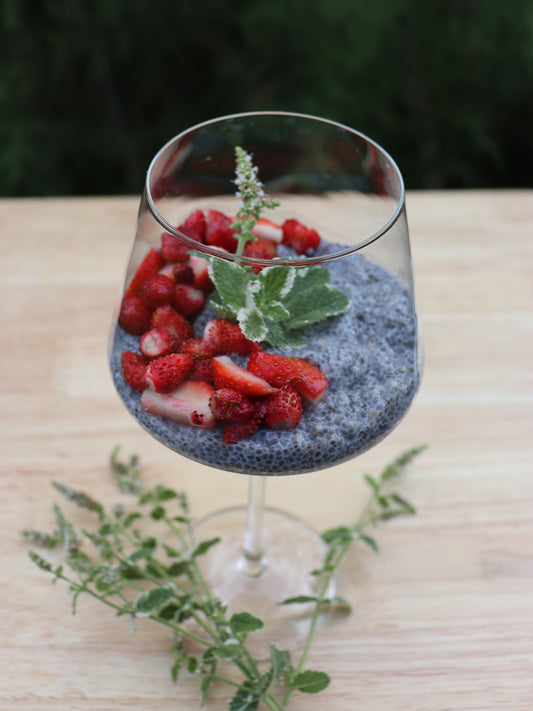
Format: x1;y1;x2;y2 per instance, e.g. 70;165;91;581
2;0;532;196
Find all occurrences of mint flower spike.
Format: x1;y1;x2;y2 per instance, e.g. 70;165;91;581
232;146;280;256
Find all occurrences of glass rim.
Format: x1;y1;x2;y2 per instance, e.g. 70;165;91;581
145;110;406;267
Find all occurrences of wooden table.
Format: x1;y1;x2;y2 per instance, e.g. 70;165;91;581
1;191;532;710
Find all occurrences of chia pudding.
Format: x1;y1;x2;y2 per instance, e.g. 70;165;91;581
110;239;421;476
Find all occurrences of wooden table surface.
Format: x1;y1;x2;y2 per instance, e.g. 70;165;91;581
1;190;532;710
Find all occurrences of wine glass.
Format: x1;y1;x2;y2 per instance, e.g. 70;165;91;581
109;111;421;654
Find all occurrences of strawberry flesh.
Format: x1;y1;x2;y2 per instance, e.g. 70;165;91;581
139;327;176;359
247;352;328;403
264;384;303;429
212;356;277;397
141;380;216;428
145;353;194;392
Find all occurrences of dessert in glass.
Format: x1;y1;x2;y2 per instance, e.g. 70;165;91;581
109;111;421;651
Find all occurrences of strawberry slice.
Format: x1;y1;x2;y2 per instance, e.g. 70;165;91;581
188;254;214;292
124;247;164;299
121;351;148;392
178;209;206;242
161;233;190;262
281;219;320;255
203;318;261;356
209;388;258;422
139;327;176;359
204;210;238;252
118;296;151;335
141;380;216;428
145;353;194;392
247;352;328;403
264;384;303;429
251;217;283;243
243;237;278;273
180;337;216;361
140;274;175;310
150;305;194;347
211;356;277;397
223;414;263;445
175;284;205;318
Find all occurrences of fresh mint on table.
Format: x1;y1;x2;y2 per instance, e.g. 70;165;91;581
22;444;426;710
204;147;349;349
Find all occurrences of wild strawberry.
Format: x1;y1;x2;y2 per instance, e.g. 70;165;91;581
281;219;320;255
161;233;190;262
145;353;194;393
150;305;194;346
124;247;164;299
204;210;238;251
203;318;261;356
209;388;257;422
223;413;264;444
118;296;151;335
264;384;303;429
121;351;148;392
211;356;276;397
141;380;216;428
179;338;214;361
178;209;206;242
172;263;194;284
140;274;175;310
243;237;278;273
175;284;205;318
188;358;213;383
188;254;214;292
251;217;283;243
247;352;328;403
139;327;176;359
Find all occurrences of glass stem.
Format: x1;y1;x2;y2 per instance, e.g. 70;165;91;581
238;475;267;578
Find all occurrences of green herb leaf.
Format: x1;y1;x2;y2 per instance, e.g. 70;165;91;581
292;670;330;694
229;611;264;634
134;585;174;616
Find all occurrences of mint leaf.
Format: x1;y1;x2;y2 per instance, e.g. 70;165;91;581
261;319;307;349
293;670;330;694
209;259;253;316
238;304;268;341
134;585;174;616
229;611;264;634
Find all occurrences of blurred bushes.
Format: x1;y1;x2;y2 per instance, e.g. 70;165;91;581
1;0;532;196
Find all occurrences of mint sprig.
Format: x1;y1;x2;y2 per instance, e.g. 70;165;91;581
209;261;350;348
205;147;350;348
22;444;426;710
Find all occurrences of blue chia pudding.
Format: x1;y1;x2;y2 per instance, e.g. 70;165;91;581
110;243;420;475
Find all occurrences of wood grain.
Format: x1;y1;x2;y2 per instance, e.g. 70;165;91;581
1;191;532;710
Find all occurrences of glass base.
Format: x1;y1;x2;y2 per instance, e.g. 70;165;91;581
192;506;334;658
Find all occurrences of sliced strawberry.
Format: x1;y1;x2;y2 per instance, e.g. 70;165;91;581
203;318;261;356
264;384;303;429
175;284;205;318
139;327;176;359
150;305;194;347
281;219;321;255
209;388;258;422
251;217;283;243
118;296;151;335
243;237;278;273
188;358;213;383
161;233;190;263
124;247;164;299
188;254;214;292
121;351;148;392
204;210;238;252
178;209;206;242
223;413;263;444
145;353;194;393
180;337;216;361
141;380;216;428
211;356;276;397
172;263;194;285
247;352;328;403
140;274;175;311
